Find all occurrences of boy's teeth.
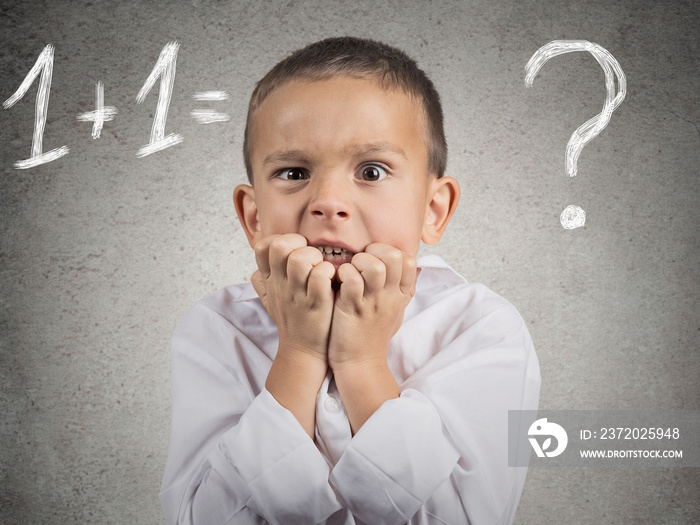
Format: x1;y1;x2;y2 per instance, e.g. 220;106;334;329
316;245;350;258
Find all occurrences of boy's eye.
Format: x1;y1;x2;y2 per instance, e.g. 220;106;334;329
356;164;388;182
276;168;308;181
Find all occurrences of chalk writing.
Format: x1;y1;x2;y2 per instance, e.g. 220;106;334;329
135;41;183;157
191;91;231;124
77;81;118;139
525;40;626;229
3;44;69;169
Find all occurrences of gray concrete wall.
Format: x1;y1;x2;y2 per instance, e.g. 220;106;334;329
1;0;697;523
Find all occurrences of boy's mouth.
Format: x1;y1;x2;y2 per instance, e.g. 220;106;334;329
314;246;355;262
314;245;354;267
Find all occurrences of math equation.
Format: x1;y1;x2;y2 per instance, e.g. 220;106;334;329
2;42;228;169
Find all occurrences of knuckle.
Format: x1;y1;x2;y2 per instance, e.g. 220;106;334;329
302;245;322;261
364;242;384;253
269;236;287;252
350;251;365;263
369;258;386;274
311;260;333;276
253;240;267;254
385;250;403;266
337;262;355;280
271;233;307;255
352;252;374;269
287;249;307;267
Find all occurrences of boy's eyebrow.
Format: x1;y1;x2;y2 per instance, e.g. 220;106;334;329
262;142;408;167
262;150;308;167
348;141;408;160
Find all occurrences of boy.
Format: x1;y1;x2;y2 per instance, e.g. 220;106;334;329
160;37;540;525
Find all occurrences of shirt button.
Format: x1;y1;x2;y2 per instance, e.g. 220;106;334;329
324;396;340;413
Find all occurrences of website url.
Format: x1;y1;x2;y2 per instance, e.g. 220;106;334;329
580;449;683;459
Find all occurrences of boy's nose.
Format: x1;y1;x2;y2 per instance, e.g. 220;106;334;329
308;178;350;221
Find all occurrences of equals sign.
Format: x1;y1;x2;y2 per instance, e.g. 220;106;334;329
191;91;230;124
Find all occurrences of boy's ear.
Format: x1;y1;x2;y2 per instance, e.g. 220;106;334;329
233;184;262;247
421;176;460;245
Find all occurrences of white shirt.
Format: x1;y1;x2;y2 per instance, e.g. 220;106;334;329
160;255;540;525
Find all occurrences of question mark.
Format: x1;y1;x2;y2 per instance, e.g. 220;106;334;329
525;40;626;229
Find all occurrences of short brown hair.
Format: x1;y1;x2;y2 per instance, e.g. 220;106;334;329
243;37;447;182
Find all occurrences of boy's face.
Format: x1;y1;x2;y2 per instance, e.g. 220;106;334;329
235;76;458;268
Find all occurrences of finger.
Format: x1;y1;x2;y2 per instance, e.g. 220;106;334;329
400;255;418;295
350;251;386;294
364;243;403;290
287;246;324;290
267;233;308;280
253;236;274;280
307;260;335;301
336;261;364;306
251;269;266;301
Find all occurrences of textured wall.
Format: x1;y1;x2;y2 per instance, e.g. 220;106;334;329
1;0;698;523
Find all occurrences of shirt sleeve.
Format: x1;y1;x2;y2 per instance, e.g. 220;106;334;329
159;302;343;525
329;297;541;525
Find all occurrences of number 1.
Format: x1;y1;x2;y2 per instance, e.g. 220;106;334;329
3;44;69;169
135;41;183;157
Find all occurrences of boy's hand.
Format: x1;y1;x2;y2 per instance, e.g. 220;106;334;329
252;233;336;362
328;243;418;368
328;243;418;433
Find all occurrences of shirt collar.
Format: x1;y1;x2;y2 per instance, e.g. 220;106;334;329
416;254;450;269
